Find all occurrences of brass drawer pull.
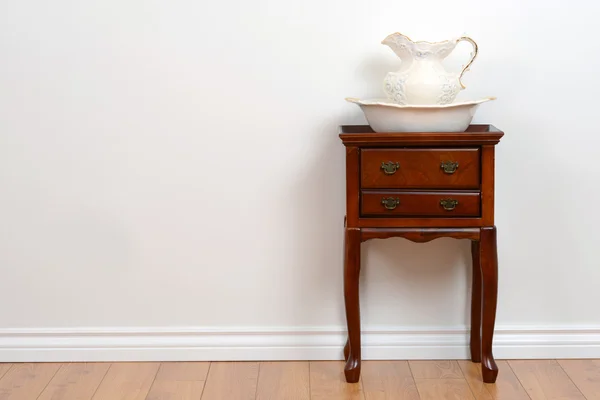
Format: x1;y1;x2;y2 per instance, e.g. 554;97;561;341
381;161;400;175
381;197;400;210
440;161;459;174
440;198;459;211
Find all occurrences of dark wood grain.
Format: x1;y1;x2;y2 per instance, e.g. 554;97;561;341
361;227;480;243
361;148;480;189
339;124;503;383
346;146;360;227
481;145;495;226
357;217;484;228
470;241;482;363
361;190;480;217
339;125;504;146
344;227;361;383
343;217;350;363
480;226;498;383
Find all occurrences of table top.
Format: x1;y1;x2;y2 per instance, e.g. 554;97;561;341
339;124;504;147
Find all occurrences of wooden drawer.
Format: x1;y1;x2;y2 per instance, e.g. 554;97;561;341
361;148;480;189
361;190;481;217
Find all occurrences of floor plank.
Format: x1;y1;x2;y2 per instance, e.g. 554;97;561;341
558;359;600;400
155;362;210;382
361;360;419;400
255;361;309;400
508;359;585;400
309;361;364;400
0;366;11;381
409;361;464;379
458;360;493;400
38;363;111;400
0;363;61;400
91;362;160;400
458;360;529;400
415;378;475;400
146;381;205;400
0;359;595;400
200;362;259;400
146;362;210;400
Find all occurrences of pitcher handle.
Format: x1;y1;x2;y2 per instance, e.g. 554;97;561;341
457;36;478;89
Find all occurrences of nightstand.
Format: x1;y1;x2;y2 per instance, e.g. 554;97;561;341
339;124;504;384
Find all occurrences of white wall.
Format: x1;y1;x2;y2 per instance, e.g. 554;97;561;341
1;0;599;360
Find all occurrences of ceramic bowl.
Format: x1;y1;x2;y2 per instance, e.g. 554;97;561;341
345;97;496;132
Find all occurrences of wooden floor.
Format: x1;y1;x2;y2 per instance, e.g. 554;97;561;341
0;360;597;399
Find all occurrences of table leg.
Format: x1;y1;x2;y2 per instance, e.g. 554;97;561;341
343;338;350;361
344;227;361;383
480;226;498;383
470;240;482;363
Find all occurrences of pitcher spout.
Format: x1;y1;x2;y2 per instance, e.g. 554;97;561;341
381;32;414;60
381;32;414;46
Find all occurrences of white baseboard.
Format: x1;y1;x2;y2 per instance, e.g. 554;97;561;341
0;325;599;362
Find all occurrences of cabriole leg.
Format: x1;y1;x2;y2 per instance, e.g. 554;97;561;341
480;226;499;383
343;227;361;383
470;240;482;363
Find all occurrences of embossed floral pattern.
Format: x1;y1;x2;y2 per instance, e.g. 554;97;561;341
383;73;408;105
437;76;460;105
415;51;432;59
384;72;459;105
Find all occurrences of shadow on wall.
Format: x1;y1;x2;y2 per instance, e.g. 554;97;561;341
284;118;474;329
361;237;472;328
282;119;349;328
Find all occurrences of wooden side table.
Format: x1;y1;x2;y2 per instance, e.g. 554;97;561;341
339;124;504;384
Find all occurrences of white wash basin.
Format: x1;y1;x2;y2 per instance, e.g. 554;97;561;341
345;97;496;132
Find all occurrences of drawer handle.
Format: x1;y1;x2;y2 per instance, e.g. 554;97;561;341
440;198;459;211
440;161;459;174
381;161;400;175
381;197;400;210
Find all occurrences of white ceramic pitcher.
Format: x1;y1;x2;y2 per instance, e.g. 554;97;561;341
382;33;478;105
